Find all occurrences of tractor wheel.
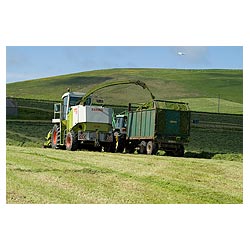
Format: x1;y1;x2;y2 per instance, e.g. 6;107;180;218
65;131;78;151
51;124;60;149
146;141;158;155
104;141;116;153
176;145;185;157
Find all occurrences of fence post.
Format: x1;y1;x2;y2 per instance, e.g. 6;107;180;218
218;94;220;113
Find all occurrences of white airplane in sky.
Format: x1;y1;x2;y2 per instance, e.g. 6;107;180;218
177;52;185;56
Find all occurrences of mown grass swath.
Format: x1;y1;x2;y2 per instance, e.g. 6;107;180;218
6;146;243;204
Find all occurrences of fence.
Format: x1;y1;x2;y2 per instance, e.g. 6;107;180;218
7;97;243;131
190;111;243;131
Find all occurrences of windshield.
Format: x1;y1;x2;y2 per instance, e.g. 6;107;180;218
115;117;127;129
69;96;83;106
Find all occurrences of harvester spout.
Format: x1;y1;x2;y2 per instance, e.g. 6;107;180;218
134;80;155;100
79;80;155;105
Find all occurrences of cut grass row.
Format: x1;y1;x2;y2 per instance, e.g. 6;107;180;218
6;145;243;204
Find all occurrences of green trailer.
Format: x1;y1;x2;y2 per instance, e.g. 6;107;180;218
114;100;191;156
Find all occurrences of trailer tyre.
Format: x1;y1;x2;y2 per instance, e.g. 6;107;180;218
138;141;147;154
65;131;78;151
146;141;158;155
51;124;60;149
126;146;135;154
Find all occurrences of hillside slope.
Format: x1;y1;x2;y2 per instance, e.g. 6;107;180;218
6;68;243;113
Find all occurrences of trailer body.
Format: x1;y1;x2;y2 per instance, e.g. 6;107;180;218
115;100;190;156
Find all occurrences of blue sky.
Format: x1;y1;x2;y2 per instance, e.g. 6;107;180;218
6;46;243;83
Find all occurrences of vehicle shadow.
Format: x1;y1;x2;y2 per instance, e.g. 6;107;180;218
184;151;220;159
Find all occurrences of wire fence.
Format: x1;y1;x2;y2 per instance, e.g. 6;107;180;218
6;97;243;131
190;112;243;131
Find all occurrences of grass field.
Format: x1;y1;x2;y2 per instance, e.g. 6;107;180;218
6;145;243;204
6;121;52;147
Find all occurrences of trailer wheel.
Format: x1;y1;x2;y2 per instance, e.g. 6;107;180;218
146;141;158;155
138;141;147;154
51;124;60;149
65;131;78;151
126;146;135;154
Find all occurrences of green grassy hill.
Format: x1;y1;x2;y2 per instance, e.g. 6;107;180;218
7;68;243;113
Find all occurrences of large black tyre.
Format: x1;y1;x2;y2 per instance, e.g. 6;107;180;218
104;141;116;153
65;131;78;151
146;141;158;155
177;145;185;157
125;143;135;154
51;124;60;149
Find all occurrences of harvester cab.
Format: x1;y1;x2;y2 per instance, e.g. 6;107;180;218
53;91;92;122
62;92;85;119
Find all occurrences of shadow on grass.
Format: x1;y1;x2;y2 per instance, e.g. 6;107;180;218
184;151;243;162
184;151;218;159
50;76;114;88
